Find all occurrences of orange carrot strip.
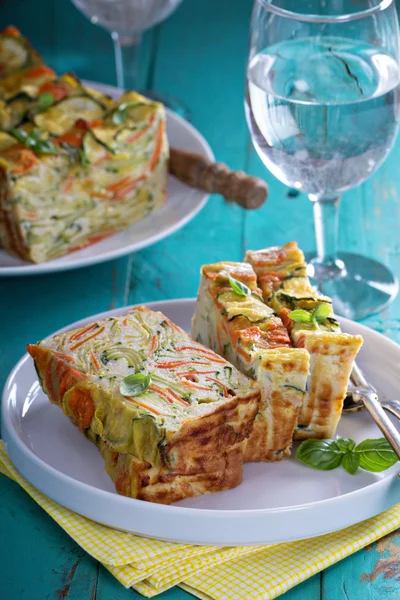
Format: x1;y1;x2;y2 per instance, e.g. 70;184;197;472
55;130;85;148
112;176;145;200
25;65;56;79
69;323;97;342
127;114;155;143
148;335;158;357
90;350;101;370
105;175;133;193
156;360;209;369
3;26;21;36
148;121;164;171
204;376;230;398
178;379;210;392
67;388;95;429
176;346;226;363
70;326;105;351
67;231;115;254
149;384;189;406
124;397;161;415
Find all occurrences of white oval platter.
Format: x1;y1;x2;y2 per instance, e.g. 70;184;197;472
2;298;400;545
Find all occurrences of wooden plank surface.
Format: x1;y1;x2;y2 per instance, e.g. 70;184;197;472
0;0;399;599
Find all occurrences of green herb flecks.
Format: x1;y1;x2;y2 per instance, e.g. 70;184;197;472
228;276;251;297
9;128;58;155
296;436;398;474
38;92;55;111
120;372;152;398
288;303;331;326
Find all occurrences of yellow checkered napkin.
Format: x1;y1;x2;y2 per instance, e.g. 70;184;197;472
1;441;399;600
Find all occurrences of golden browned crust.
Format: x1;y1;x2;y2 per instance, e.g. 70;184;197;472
294;332;363;440
99;440;244;505
163;389;259;474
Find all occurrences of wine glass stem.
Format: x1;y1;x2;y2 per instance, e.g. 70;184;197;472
309;193;344;278
111;31;142;90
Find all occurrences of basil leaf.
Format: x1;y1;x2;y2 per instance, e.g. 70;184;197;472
296;439;343;470
120;372;152;398
228;276;251;297
38;91;54;110
313;304;331;322
288;309;312;323
355;438;398;472
336;438;356;453
341;452;360;475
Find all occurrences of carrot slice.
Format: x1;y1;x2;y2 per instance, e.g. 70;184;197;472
25;65;56;79
149;383;189;406
126;114;155;143
105;175;132;194
156;360;209;369
124;397;161;415
176;346;226;363
90;350;101;370
67;387;94;429
70;326;105;351
39;81;69;102
1;145;40;175
148;121;164;171
69;323;98;342
2;26;21;36
55;129;85;148
148;335;158;357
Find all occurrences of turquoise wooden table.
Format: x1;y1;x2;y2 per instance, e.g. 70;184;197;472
0;1;399;599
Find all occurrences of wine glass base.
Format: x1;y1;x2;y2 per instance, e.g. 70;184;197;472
141;90;190;120
305;252;398;321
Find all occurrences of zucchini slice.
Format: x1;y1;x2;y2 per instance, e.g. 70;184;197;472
0;36;29;76
34;95;105;135
217;290;273;322
82;131;109;164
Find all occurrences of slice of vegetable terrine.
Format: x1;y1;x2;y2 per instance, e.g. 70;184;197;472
28;306;260;504
0;84;168;262
192;261;310;461
245;242;363;439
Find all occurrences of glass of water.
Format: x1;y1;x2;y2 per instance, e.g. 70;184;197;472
71;0;184;110
246;0;400;320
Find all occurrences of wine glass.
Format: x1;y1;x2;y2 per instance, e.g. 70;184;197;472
71;0;184;113
245;0;400;320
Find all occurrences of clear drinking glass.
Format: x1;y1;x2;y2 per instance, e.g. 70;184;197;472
71;0;184;111
245;0;400;320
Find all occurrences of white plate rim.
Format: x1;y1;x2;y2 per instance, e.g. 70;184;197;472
0;83;214;277
2;298;400;546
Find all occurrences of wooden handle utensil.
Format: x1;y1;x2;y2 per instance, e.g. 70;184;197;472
169;148;268;210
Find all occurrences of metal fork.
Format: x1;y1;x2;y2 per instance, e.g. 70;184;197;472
343;363;400;463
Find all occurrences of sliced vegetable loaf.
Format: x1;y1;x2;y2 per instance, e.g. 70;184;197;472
0;27;168;263
245;242;363;439
28;306;260;504
192;261;309;461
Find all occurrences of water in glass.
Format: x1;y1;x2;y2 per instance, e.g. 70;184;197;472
246;37;400;195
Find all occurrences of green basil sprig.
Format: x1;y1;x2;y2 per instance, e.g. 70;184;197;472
120;372;152;397
38;91;55;111
288;303;331;325
296;436;398;474
228;276;251;297
9;128;58;155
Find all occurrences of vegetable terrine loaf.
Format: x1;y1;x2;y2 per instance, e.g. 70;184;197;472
192;262;310;461
28;306;260;504
245;242;363;439
0;86;168;262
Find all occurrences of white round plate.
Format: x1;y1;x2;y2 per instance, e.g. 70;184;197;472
2;299;400;546
0;82;213;277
